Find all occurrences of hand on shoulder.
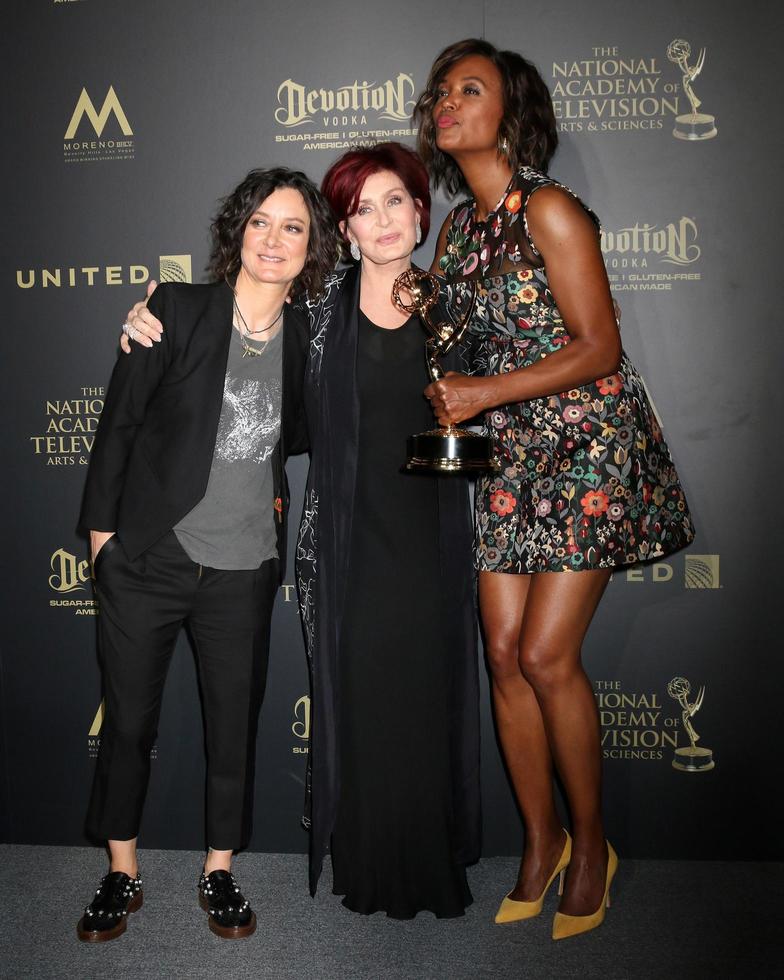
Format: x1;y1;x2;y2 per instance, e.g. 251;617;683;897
121;278;162;353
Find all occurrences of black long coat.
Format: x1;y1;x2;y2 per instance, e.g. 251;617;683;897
295;266;481;894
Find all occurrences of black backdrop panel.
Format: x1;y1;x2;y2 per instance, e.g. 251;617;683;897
1;0;781;859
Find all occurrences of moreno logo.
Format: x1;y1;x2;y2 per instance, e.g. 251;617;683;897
64;86;132;139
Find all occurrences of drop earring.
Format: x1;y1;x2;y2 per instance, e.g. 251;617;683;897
350;241;360;261
415;222;422;245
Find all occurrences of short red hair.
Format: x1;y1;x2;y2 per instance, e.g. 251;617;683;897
321;142;431;243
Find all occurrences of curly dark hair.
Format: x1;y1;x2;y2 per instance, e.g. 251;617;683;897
207;167;341;300
413;39;558;196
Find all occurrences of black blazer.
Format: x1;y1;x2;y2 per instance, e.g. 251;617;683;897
79;280;308;578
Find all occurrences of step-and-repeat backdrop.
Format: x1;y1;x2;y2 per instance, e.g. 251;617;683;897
2;0;780;860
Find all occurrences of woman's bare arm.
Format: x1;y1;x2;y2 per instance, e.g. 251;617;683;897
425;187;621;425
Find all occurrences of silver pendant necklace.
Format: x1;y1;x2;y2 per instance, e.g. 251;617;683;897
232;295;283;358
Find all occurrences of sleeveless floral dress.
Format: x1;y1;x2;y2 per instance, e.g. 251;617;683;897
439;168;695;573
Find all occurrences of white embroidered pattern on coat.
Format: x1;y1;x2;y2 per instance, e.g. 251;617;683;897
295;488;319;658
303;272;346;375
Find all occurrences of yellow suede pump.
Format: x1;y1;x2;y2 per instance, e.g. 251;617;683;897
494;830;572;924
552;841;618;941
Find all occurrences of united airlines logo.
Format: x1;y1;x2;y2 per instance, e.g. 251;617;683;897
17;256;191;290
622;553;720;588
159;255;192;283
684;555;720;589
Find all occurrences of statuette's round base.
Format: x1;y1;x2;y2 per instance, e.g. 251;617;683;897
406;429;498;474
673;113;717;140
672;746;715;772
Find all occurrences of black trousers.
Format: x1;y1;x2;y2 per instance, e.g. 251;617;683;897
86;530;278;850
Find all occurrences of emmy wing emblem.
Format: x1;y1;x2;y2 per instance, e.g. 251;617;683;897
392;269;497;473
667;39;718;140
667;676;715;771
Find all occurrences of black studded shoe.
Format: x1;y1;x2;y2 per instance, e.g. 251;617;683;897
77;871;143;942
198;869;257;939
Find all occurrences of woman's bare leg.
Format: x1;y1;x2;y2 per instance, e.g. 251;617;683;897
204;849;233;873
480;571;565;901
515;568;611;915
108;838;138;877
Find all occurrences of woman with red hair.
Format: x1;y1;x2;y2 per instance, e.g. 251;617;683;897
296;143;479;918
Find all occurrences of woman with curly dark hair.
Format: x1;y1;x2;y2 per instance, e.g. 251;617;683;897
415;40;694;939
76;168;340;942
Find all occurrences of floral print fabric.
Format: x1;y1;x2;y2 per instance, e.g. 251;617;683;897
440;169;695;573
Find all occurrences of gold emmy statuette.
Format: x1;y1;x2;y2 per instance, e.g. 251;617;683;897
392;269;497;473
667;39;718;141
667;676;715;771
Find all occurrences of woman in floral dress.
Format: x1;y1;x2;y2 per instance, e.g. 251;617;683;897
415;39;694;939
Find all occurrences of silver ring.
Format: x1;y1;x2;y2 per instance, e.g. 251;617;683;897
122;322;132;336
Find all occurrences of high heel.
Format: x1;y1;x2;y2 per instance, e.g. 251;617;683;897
494;830;572;923
552;841;618;941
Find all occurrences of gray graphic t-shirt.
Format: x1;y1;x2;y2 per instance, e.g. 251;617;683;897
174;325;283;569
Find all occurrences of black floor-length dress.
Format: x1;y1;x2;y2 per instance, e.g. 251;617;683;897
297;267;480;919
328;311;472;918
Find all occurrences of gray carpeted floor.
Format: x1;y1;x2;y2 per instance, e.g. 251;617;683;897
0;846;780;979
